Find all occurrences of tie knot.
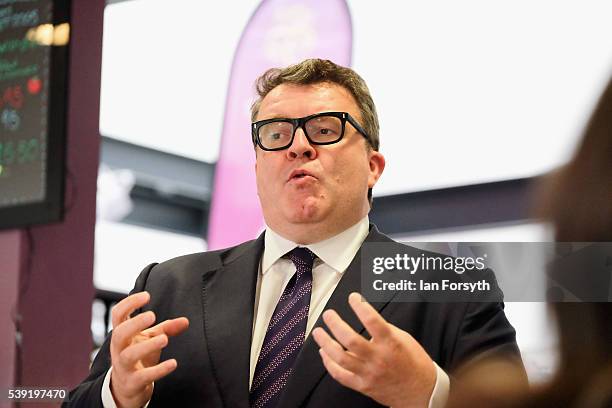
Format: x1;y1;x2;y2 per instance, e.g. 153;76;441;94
287;247;316;269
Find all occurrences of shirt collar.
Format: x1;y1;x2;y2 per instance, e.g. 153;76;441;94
262;216;370;275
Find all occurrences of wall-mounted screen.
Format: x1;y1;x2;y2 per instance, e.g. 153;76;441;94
0;0;70;229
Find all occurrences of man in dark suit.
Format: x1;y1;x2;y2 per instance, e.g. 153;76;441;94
67;59;522;408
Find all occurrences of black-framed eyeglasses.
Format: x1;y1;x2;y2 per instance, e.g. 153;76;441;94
252;111;370;151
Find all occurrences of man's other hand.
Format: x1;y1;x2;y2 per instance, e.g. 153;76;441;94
312;292;436;408
109;291;189;408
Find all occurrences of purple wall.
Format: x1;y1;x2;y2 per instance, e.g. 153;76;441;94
0;232;23;407
0;1;104;406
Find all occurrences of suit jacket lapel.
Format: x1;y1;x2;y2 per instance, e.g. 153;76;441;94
278;225;399;407
202;233;264;408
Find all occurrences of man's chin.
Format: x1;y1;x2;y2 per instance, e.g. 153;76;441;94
285;198;326;223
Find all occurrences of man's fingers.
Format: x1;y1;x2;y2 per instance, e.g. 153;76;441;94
319;349;362;392
312;327;365;374
142;317;190;337
133;359;178;385
348;292;391;340
112;311;156;350
321;309;371;357
111;291;150;329
119;334;168;368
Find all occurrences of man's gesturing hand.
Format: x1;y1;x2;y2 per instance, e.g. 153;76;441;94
109;291;189;408
312;292;437;408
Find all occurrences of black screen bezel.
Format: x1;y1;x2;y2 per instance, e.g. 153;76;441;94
0;0;71;230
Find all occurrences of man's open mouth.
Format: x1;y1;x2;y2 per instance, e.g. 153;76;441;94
288;169;316;182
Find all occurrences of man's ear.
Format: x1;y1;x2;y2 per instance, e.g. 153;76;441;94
367;151;385;188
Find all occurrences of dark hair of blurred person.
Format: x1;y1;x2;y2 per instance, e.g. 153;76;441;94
533;73;612;407
449;75;612;408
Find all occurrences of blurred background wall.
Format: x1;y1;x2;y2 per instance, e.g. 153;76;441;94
0;0;104;406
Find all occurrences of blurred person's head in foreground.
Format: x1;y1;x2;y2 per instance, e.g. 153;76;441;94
449;75;612;408
535;73;612;407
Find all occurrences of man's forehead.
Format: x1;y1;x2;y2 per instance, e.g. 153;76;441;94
257;82;360;120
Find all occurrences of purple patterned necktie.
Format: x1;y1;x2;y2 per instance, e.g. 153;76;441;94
249;247;316;408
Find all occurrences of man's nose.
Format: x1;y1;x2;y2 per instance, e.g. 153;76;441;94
287;127;317;159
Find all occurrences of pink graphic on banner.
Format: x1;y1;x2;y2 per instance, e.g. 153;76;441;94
207;0;352;249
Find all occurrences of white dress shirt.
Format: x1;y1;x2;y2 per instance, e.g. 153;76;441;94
102;216;449;407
